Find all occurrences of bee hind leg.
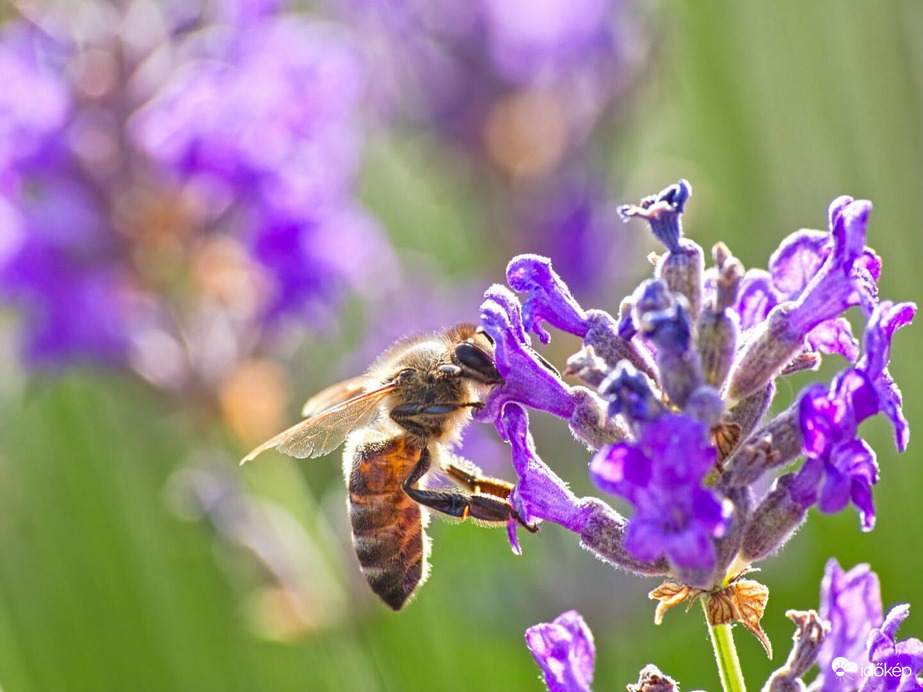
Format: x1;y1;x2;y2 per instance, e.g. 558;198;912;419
401;451;539;532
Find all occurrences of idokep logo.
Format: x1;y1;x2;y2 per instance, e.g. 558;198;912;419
832;657;859;680
831;656;913;683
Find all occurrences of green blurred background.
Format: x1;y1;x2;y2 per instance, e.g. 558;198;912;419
1;1;921;690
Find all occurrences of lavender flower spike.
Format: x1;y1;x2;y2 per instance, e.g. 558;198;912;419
526;610;596;692
507;255;589;343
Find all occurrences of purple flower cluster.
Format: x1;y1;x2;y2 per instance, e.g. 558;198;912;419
475;179;914;593
0;0;390;377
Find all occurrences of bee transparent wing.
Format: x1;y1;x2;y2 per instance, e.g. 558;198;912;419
241;384;395;463
301;376;375;418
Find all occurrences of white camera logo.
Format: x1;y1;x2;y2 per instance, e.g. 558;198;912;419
832;657;859;678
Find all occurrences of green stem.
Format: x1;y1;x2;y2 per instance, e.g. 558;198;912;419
703;599;747;692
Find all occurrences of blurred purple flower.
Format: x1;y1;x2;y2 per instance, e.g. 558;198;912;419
134;13;392;324
328;0;640;300
0;1;390;375
589;413;731;584
814;560;923;692
0;23;69;178
525;609;596;692
815;559;883;692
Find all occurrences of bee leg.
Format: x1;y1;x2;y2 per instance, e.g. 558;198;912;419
402;452;539;532
444;461;539;533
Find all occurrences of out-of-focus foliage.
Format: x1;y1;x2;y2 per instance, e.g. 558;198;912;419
0;1;921;691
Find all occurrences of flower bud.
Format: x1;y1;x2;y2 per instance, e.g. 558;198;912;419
658;238;705;324
762;610;829;692
726;382;776;444
741;474;808;562
697;306;738;389
640;297;703;409
727;303;804;402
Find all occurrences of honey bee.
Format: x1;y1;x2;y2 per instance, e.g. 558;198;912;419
242;324;535;610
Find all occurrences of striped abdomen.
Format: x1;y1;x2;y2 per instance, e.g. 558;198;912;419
347;435;430;610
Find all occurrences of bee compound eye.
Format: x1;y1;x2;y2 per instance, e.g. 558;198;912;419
453;342;502;384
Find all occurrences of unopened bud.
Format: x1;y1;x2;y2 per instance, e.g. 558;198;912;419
584;310;658;381
658;238;705;324
697;307;739;389
741;474;807;562
727;303;804;402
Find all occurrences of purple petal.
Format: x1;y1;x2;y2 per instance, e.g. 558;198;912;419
817;463;851;515
835;368;879;425
641;415;715;484
790;456;825;508
807;317;860;361
617;179;691;253
478;286;577;425
506;254;589;342
816;559;883;687
863;604;923;692
589;443;650;498
691;487;732;536
768;229;830;298
501;404;590;533
525;610;595;692
622;517;669;563
788;199;875;338
736;270;779;330
836;439;879;531
664;525;718;571
858;301;916;452
799;382;854;459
